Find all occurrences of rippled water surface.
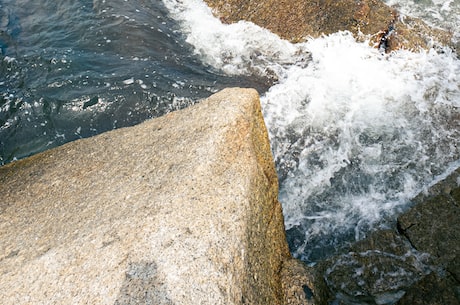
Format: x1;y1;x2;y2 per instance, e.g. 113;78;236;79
0;0;269;163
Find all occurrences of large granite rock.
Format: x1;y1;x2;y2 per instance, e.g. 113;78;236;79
0;88;297;304
204;0;454;52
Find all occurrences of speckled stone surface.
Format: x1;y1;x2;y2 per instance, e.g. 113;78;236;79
0;88;291;305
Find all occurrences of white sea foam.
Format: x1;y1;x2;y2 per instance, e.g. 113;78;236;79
162;0;308;76
163;0;460;262
265;34;460;244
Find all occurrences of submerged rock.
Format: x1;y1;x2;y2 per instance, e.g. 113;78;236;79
396;167;460;304
204;0;454;52
396;272;459;305
0;88;313;304
314;230;434;304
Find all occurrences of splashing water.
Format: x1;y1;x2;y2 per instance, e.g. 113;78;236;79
163;0;460;263
266;35;460;261
161;0;309;77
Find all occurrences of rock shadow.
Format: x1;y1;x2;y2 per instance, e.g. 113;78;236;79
114;261;174;305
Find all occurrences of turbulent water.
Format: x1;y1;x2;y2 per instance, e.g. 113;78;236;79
163;0;460;263
2;0;460;268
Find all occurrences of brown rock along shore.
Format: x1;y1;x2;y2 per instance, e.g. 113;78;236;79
204;0;455;52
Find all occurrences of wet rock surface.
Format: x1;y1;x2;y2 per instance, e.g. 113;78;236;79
204;0;455;52
398;169;460;282
396;272;459;305
313;168;460;304
395;168;460;305
281;258;324;305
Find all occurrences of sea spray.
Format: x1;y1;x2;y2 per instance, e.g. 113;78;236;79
161;0;310;77
265;34;460;261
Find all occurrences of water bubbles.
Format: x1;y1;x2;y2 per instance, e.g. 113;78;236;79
4;56;16;63
122;78;135;85
263;35;460;261
122;77;149;89
138;80;147;89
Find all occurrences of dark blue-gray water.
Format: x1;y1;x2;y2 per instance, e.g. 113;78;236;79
0;0;270;164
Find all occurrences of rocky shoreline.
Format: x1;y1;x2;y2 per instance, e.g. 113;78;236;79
1;0;459;303
199;1;460;303
1;88;458;304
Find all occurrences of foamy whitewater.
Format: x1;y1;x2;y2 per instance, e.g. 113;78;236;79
162;0;460;262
